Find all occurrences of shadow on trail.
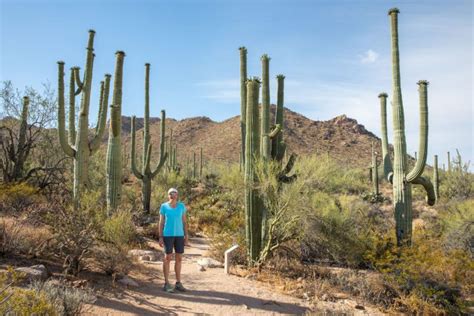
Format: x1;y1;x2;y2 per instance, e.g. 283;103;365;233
126;279;308;314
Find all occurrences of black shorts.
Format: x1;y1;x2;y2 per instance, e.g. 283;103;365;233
163;236;185;254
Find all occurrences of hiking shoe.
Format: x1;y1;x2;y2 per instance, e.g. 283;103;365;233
163;282;174;293
174;281;186;292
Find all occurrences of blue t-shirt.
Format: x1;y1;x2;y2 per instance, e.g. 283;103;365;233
160;202;187;237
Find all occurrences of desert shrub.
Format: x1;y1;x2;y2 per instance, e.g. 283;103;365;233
92;210;136;276
439;199;473;256
297;155;368;195
0;217;52;256
301;192;375;267
440;151;473;200
46;191;103;275
208;230;247;265
0;182;41;213
0;268;56;315
30;280;95;316
101;210;136;246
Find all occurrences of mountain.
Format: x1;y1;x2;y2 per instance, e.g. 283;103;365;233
121;105;383;169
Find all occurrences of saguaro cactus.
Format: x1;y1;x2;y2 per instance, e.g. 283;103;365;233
239;47;248;167
378;92;393;181
245;78;262;263
106;51;125;214
57;30;110;207
200;147;203;177
433;155;439;200
130;64;168;213
371;144;379;196
386;8;435;246
447;151;451;172
261;54;271;159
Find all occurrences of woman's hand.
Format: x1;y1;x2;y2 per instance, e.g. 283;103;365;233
158;236;164;248
184;236;190;246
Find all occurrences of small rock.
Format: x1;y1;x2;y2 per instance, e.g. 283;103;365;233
355;305;365;310
296;277;303;282
198;265;206;272
15;264;49;283
117;276;139;287
303;292;310;300
128;249;159;261
197;258;223;268
321;294;328;301
139;255;151;262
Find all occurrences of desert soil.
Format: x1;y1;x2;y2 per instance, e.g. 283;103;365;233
84;238;383;315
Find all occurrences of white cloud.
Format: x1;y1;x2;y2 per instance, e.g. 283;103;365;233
359;49;379;64
196;79;239;103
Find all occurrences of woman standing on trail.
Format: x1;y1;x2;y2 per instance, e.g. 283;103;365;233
159;187;189;293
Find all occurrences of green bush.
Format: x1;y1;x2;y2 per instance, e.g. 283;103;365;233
296;155;369;195
30;280;95;316
0;182;42;213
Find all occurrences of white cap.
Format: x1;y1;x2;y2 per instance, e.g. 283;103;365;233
168;188;178;194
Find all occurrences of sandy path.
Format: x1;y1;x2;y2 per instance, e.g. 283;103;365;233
85;237;310;315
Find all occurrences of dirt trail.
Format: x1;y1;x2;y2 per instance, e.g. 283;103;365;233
85;238;310;315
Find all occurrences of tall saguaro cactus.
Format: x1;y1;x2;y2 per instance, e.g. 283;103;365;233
261;54;271;159
385;8;435;246
57;30;110;207
130;64;168;213
379;93;393;181
106;51;125;214
245;78;262;263
371;143;379;196
239;47;247;167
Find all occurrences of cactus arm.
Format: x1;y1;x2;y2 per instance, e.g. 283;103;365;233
406;81;429;182
433;155;439;200
130;116;144;180
379;92;393;180
268;124;281;139
272;75;285;161
261;54;271;159
411;176;436;206
68;68;77;146
151;110;168;177
239;47;247;166
73;67;83;96
278;153;297;183
57;61;76;158
90;74;111;153
143;63;151;173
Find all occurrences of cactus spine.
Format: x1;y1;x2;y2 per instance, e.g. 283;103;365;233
106;51;125;214
433;155;439;200
387;8;435;246
245;78;262;263
130;64;168;213
239;47;247;167
57;30;110;207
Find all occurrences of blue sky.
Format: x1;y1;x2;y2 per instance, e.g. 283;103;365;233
1;0;472;167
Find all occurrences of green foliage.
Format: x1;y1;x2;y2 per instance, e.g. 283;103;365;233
101;210;136;247
301;192;375;267
0;271;56;315
297;155;369;195
439;199;473;256
440;151;473;200
30;280;95;316
0;182;41;213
